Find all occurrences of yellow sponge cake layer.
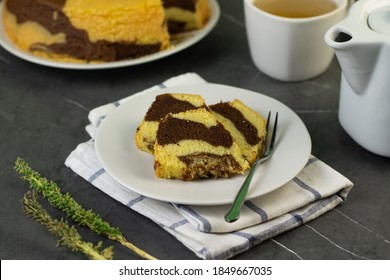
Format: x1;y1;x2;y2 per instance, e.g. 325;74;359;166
210;99;267;165
135;93;206;154
154;108;250;180
63;0;170;46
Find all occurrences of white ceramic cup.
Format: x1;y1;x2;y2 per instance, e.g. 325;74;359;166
244;0;349;82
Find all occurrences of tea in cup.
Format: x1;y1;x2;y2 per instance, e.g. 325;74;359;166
244;0;349;82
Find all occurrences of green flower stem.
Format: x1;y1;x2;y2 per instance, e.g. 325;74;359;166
23;191;113;260
15;157;157;260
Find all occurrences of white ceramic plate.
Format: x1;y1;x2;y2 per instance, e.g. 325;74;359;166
95;83;312;205
0;0;220;69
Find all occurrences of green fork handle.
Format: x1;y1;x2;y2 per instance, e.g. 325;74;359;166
224;159;263;223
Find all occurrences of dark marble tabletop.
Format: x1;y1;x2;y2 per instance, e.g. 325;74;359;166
1;0;389;260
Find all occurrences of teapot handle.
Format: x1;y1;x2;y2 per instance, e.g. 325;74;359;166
326;0;357;47
324;21;354;49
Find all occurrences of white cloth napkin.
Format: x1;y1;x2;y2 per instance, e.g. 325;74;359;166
65;73;354;259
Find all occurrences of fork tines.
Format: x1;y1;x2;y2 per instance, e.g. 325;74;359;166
263;111;278;158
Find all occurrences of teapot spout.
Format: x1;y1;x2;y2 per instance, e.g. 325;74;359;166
325;25;380;95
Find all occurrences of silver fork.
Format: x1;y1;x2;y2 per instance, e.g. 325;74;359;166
224;111;278;223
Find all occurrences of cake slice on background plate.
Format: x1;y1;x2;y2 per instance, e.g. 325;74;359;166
2;0;171;62
2;0;212;63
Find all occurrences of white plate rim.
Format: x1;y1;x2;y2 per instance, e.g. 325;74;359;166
95;83;312;206
0;0;220;69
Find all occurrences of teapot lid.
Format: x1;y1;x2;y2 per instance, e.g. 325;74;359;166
368;5;390;36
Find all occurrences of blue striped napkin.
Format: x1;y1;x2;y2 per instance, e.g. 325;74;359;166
65;73;353;259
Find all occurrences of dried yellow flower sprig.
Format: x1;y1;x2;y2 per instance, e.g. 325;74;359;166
23;190;114;260
15;157;157;260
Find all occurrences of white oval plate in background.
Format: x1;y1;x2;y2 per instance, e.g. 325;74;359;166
0;0;220;69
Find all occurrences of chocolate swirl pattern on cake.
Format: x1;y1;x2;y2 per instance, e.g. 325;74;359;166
145;94;201;122
153;107;251;180
137;95;264;180
156;115;233;147
210;102;260;145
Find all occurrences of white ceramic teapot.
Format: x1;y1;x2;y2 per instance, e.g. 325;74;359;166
325;0;390;157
